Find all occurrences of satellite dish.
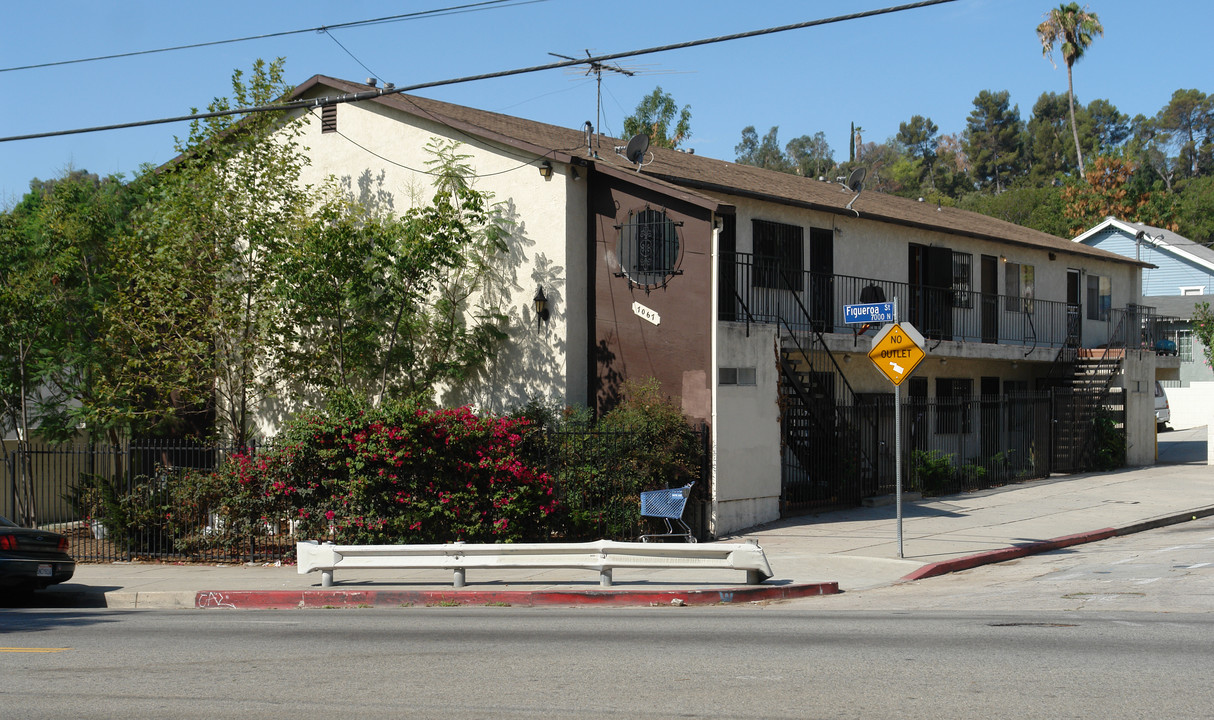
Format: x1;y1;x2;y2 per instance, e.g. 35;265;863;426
623;133;650;166
846;166;867;192
844;166;866;215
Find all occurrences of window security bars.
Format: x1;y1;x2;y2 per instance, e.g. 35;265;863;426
615;207;683;290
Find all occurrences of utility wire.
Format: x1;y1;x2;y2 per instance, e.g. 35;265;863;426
0;0;956;145
0;0;538;74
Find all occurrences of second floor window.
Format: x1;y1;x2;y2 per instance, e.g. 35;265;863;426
753;219;804;291
617;207;682;288
1004;262;1035;313
1086;275;1111;320
952;252;972;308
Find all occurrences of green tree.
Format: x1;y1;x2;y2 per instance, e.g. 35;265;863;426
0;171;147;441
735;126;793;172
784;132;834;178
103;58;312;445
1152;89;1213;179
622;86;691;150
275;139;511;406
1130;112;1180;192
896;115;939;190
1193;302;1214;373
1087;97;1130;152
1175;176;1214;245
1037;2;1104;179
958;185;1069;237
964;90;1026;193
930;132;973;199
1026;91;1080;183
0;170;145;524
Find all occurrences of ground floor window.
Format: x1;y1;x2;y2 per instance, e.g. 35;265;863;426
935;377;973;434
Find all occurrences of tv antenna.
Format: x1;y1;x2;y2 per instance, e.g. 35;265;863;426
839;166;866;216
550;50;635;148
615;133;651;172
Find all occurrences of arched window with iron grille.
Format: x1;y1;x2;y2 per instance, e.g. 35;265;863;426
615;206;683;290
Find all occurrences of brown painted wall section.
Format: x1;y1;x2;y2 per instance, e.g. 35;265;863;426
588;172;715;423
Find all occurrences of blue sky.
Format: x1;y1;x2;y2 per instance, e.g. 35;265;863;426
2;0;1211;207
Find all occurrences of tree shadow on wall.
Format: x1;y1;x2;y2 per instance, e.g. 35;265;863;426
447;199;567;413
336;168;396;216
595;335;624;415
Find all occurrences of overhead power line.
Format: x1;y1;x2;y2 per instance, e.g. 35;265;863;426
0;0;539;74
0;0;956;145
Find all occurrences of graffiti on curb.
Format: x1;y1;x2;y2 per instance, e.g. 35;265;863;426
197;592;236;609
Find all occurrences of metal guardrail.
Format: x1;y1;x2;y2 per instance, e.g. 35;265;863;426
296;539;774;588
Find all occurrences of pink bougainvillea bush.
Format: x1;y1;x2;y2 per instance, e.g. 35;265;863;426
215;397;558;544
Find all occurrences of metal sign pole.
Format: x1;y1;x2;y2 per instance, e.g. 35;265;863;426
894;298;903;558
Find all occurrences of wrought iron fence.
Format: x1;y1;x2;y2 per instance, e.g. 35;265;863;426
780;393;1056;513
2;424;712;564
721;252;1078;349
545;423;710;543
1;440;287;564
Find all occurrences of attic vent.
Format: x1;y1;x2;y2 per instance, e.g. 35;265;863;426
321;105;337;134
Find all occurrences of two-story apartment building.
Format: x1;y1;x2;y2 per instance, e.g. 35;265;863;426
277;76;1161;535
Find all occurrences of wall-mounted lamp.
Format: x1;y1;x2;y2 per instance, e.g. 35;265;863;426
1048;252;1057;261
570;166;581;181
538;160;553;180
533;285;550;329
1000;255;1007;263
939;358;948;366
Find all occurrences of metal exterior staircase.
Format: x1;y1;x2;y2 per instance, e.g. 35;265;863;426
1044;314;1127;473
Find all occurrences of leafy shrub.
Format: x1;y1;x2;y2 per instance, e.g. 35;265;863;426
552;379;706;540
1091;412;1125;470
910;449;955;495
210;396;558;544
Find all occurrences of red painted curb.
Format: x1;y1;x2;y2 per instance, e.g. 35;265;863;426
195;582;839;609
899;528;1119;582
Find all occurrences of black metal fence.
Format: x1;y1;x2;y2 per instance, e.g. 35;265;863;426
780;393;1057;513
1;440;284;564
720;253;1175;352
2;424;712;564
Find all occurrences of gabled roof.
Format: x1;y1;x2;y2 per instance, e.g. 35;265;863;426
1073;217;1214;274
295;75;1142;268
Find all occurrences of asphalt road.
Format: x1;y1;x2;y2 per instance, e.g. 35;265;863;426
3;452;1211;718
812;513;1214;614
3;603;1213;719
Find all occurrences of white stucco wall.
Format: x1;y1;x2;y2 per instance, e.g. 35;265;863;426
1166;381;1214;431
267;90;584;424
712;322;782;534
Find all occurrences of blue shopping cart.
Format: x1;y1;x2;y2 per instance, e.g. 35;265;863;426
638;481;697;543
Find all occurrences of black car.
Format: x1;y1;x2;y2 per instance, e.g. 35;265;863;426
0;514;76;592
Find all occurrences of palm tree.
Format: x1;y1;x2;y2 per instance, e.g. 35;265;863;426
1037;3;1103;179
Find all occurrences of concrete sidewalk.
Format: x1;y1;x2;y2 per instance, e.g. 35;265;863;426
34;427;1213;610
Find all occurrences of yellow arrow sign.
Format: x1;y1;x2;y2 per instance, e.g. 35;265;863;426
867;322;926;386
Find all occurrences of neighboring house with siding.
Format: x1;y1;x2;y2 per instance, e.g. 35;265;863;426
268;76;1170;536
1073;218;1214;388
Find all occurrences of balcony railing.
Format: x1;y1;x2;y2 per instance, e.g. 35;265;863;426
719;252;1156;351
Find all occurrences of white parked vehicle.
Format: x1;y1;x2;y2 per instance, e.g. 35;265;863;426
1155;381;1171;432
